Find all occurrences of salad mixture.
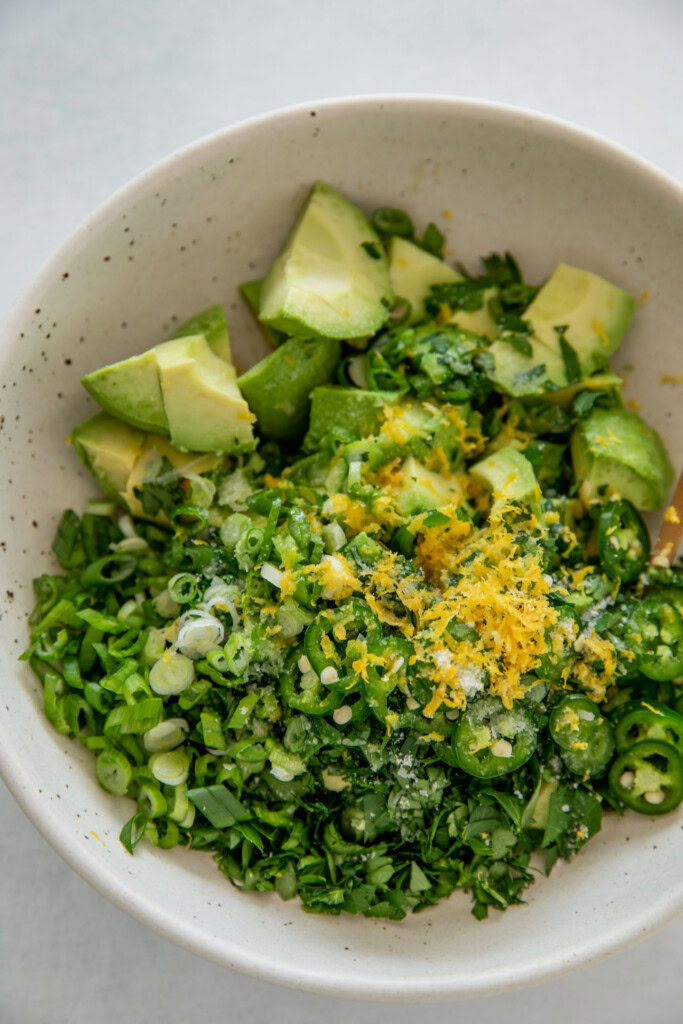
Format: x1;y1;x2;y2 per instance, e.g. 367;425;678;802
23;183;683;921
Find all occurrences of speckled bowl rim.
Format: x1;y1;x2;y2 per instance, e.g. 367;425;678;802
1;94;682;1001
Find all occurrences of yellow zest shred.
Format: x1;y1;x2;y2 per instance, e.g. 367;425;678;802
592;319;611;346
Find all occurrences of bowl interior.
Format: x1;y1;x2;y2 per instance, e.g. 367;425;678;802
1;97;681;1000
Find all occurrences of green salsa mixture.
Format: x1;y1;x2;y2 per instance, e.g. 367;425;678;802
23;183;683;920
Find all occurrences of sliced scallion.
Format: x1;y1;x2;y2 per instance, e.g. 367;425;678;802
149;747;191;786
149;652;195;695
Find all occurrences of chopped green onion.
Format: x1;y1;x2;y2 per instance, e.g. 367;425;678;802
52;510;82;568
224;632;253;675
152;589;181;618
107;629;147;659
277;597;314;638
76;608;127;633
81;554;137;587
322;522;346;553
201;709;226;750
119;810;148;854
219;512;251;549
170;503;209;536
176;612;224;659
371;207;414;238
143;718;189;752
95;749;133;795
186;784;251;827
206;648;229;672
149;747;191;786
167;573;198;604
85;499;116;516
149;652;195;695
143;628;167;664
138;783;168;818
166;786;193;824
157;819;181;848
104;699;163;735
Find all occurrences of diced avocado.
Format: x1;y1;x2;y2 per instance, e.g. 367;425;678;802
388;237;460;323
525;263;636;376
571;406;674;510
239;280;284;348
445;297;498;341
485;334;568;397
258;182;393;339
388;237;498;339
81;349;168;434
171;305;231;362
305;387;398;450
470;446;539;506
394;456;464;515
124;435;223;519
486;264;635;398
238;336;340;441
156;335;256;454
69;412;144;504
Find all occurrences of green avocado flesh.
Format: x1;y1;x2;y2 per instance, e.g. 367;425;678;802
488;263;636;397
305;386;397;450
70;411;224;518
238;336;341;441
81;311;255;455
571;406;674;510
258;182;394;340
69;412;144;502
81;349;168;434
388;237;498;339
394;456;464;515
470;446;538;505
156;335;255;454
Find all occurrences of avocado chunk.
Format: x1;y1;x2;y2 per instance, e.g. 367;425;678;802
258;182;394;339
525;263;636;376
305;386;397;450
571;406;673;510
171;305;231;362
82;349;168;434
69;412;144;504
388;237;498;339
470;446;539;506
238;336;341;441
394;456;464;515
156;335;256;454
388;237;460;323
123;435;223;519
485;334;568;397
486;264;635;398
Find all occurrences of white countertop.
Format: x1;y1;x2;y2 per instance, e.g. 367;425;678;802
1;1;682;1021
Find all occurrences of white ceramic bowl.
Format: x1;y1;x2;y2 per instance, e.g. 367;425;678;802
1;96;681;1001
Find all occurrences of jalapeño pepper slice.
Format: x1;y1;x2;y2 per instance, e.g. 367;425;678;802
598;500;650;583
279;650;344;716
624;597;683;681
549;694;615;777
614;700;683;755
452;696;537;778
360;634;414;724
536;608;581;682
608;739;683;814
304;599;382;679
